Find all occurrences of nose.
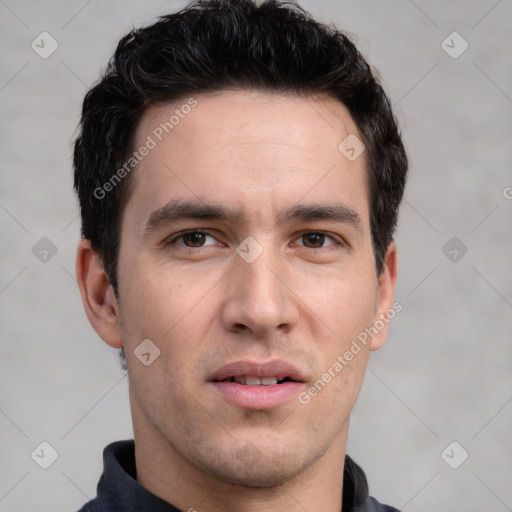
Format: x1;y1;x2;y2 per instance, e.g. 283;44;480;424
220;246;300;338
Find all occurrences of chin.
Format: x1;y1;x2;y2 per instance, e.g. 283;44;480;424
196;445;320;489
235;468;297;488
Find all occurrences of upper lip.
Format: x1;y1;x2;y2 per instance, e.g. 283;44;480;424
209;360;306;383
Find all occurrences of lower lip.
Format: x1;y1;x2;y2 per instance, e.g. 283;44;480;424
210;381;304;410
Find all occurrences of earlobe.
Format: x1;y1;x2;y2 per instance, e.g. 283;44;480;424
75;239;123;348
369;241;398;351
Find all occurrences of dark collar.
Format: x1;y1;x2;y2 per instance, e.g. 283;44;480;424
78;440;396;512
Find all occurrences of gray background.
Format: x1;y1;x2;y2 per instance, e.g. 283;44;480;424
1;0;511;511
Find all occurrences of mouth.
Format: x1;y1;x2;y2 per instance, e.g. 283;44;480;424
209;359;306;383
214;376;298;386
209;360;306;410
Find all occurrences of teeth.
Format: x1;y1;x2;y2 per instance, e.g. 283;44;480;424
233;376;279;386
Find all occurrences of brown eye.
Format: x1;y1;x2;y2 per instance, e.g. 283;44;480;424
176;231;208;247
301;233;325;248
181;232;208;247
167;230;221;249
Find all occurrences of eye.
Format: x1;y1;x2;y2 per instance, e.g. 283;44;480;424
295;232;337;249
169;231;218;248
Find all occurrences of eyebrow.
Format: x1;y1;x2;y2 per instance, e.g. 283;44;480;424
143;200;245;236
277;203;362;232
142;199;363;236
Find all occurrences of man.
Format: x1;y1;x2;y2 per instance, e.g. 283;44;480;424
74;0;408;510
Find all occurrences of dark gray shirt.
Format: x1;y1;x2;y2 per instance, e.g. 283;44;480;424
77;440;400;512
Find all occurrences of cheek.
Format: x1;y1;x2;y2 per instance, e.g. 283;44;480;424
298;268;378;339
299;271;377;412
117;260;221;382
118;257;205;333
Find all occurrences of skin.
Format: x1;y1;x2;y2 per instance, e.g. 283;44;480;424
76;90;397;512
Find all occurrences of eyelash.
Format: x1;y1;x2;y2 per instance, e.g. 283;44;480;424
165;230;343;250
166;230;220;248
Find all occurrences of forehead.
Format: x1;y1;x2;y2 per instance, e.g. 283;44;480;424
125;90;370;229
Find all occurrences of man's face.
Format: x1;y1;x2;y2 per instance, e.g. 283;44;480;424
115;90;395;487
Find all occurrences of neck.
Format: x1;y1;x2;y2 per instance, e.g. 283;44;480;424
132;401;348;512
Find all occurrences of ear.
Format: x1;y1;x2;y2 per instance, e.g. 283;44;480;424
76;239;123;348
369;241;398;351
